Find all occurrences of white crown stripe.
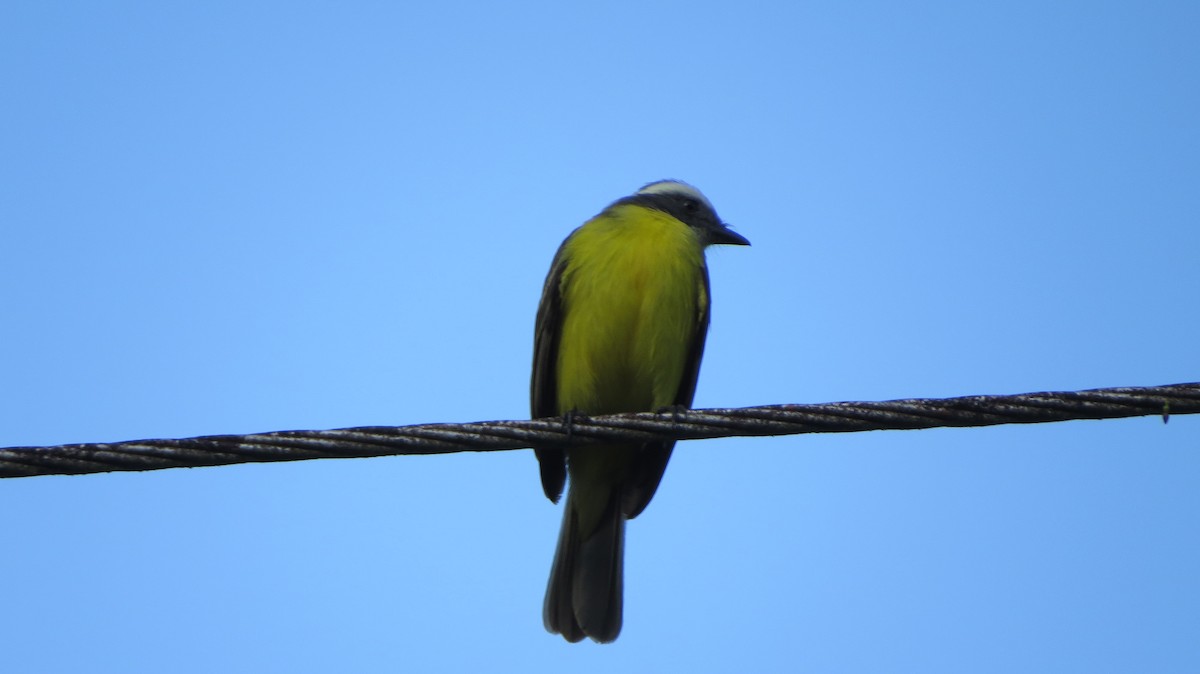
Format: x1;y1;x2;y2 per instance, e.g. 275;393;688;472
635;181;714;211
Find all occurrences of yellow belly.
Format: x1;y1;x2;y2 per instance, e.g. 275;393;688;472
554;204;706;416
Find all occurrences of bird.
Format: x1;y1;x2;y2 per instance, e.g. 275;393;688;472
531;179;750;642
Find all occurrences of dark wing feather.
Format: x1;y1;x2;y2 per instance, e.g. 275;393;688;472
531;238;573;503
621;264;712;519
670;265;713;410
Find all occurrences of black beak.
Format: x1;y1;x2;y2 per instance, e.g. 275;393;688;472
709;224;751;247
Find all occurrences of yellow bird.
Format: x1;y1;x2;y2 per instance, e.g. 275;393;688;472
531;180;749;642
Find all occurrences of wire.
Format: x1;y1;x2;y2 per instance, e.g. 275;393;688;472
2;382;1196;479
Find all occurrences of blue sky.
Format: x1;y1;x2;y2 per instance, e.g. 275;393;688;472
2;2;1198;672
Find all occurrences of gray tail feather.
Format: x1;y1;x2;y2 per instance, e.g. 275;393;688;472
543;492;625;643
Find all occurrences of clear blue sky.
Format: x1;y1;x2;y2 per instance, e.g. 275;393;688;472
2;2;1198;672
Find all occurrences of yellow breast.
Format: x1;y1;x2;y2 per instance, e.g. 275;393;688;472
554;204;707;415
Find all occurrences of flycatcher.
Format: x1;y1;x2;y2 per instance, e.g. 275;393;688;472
531;180;749;642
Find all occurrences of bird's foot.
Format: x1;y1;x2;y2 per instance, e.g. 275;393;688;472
655;404;690;424
562;409;588;443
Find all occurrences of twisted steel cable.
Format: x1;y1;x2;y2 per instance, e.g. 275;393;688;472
2;382;1196;479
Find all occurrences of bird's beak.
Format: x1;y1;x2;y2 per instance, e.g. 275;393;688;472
710;225;751;247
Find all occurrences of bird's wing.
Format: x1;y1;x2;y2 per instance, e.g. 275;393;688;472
531;238;572;503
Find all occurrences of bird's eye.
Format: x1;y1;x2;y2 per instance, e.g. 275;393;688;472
682;199;699;213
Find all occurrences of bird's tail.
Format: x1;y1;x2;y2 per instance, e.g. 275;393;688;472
543;489;625;643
